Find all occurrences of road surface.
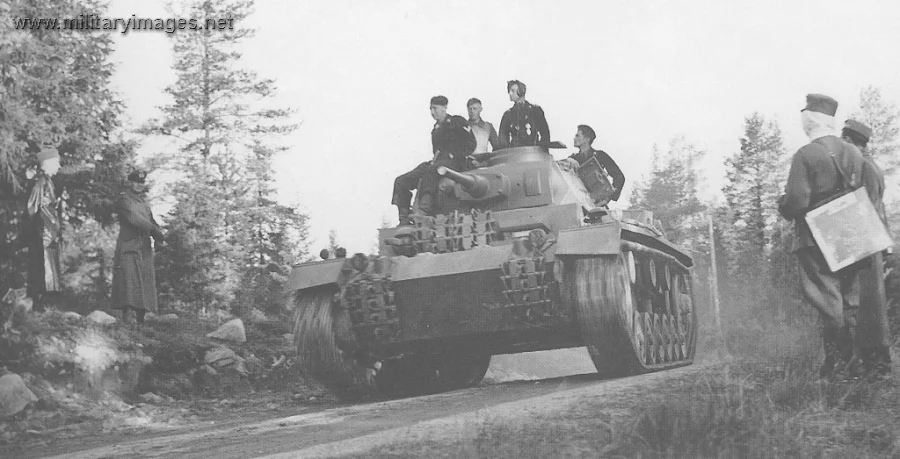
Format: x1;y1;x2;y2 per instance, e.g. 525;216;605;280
30;348;714;459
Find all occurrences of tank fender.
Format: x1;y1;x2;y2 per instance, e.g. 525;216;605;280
282;258;346;297
554;222;621;256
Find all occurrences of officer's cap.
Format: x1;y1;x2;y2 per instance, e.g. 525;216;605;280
127;169;147;184
36;147;59;162
430;95;448;107
843;119;872;142
801;94;838;116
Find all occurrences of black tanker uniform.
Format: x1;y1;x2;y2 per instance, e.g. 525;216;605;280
392;114;476;218
498;101;550;148
568;147;627;202
778;134;866;375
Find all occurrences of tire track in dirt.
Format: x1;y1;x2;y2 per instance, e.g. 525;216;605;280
37;357;717;459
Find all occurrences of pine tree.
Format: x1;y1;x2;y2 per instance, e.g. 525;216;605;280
721;113;796;327
144;0;306;312
849;86;900;174
1;0;136;289
630;136;706;248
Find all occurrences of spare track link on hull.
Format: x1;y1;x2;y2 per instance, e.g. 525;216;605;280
566;248;697;377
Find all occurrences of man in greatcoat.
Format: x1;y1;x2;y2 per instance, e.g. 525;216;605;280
111;170;165;325
26;147;64;311
841;119;892;378
777;94;867;380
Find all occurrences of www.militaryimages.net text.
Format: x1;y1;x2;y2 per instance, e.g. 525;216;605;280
12;14;234;33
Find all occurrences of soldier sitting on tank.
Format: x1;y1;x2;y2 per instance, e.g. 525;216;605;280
498;80;550;148
391;95;477;225
557;124;626;203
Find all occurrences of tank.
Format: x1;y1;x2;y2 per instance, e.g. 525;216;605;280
285;145;698;399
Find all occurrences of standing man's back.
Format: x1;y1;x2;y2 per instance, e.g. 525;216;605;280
778;93;867;381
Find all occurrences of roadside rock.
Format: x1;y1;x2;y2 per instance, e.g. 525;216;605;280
139;392;165;404
207;318;246;344
86;310;116;325
61;311;82;321
152;313;179;325
0;372;38;418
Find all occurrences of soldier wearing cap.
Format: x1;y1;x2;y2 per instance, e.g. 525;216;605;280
391;95;476;224
111;169;165;326
841;119;893;378
498;80;551;148
25;146;64;309
778;93;867;380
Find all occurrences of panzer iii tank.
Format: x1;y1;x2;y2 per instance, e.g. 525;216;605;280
285;145;697;399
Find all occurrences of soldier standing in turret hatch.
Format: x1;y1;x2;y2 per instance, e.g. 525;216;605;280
391;95;476;225
498;80;550;148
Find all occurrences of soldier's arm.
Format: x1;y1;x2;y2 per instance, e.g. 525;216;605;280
26;177;44;216
498;112;511;148
534;106;550;146
861;161;882;206
599;152;626;200
778;150;811;220
451;116;476;156
488;123;500;151
115;195;156;232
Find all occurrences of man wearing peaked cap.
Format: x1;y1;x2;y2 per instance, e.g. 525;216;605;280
841;119;893;379
111;167;165;326
801;93;839;116
26;146;64;309
779;93;868;381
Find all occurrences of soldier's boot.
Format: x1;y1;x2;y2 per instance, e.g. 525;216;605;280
844;315;865;380
819;327;844;379
871;346;892;380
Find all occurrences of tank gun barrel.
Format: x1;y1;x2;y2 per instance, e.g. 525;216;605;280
437;166;491;198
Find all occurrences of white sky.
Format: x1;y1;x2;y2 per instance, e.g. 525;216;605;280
105;0;900;254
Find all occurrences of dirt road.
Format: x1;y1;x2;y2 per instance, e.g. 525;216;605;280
29;349;717;459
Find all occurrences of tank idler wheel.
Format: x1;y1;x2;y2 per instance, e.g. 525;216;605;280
291;288;376;400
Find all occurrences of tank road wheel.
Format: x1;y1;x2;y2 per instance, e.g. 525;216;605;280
569;254;646;377
566;252;698;377
291;287;375;400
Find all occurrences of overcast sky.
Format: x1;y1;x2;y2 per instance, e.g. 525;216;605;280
105;0;900;255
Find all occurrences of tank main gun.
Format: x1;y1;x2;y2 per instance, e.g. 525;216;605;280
437;166;492;199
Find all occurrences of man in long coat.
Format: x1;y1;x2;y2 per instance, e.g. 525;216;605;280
111;170;165;325
841;119;892;378
26;147;64;310
777;94;867;380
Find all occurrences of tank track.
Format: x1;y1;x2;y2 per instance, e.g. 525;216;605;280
290;257;491;400
563;241;697;377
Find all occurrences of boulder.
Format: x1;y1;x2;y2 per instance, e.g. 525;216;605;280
86;310;116;325
206;319;246;344
61;311;82;321
0;372;38;418
156;313;179;324
205;347;238;367
148;313;178;325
